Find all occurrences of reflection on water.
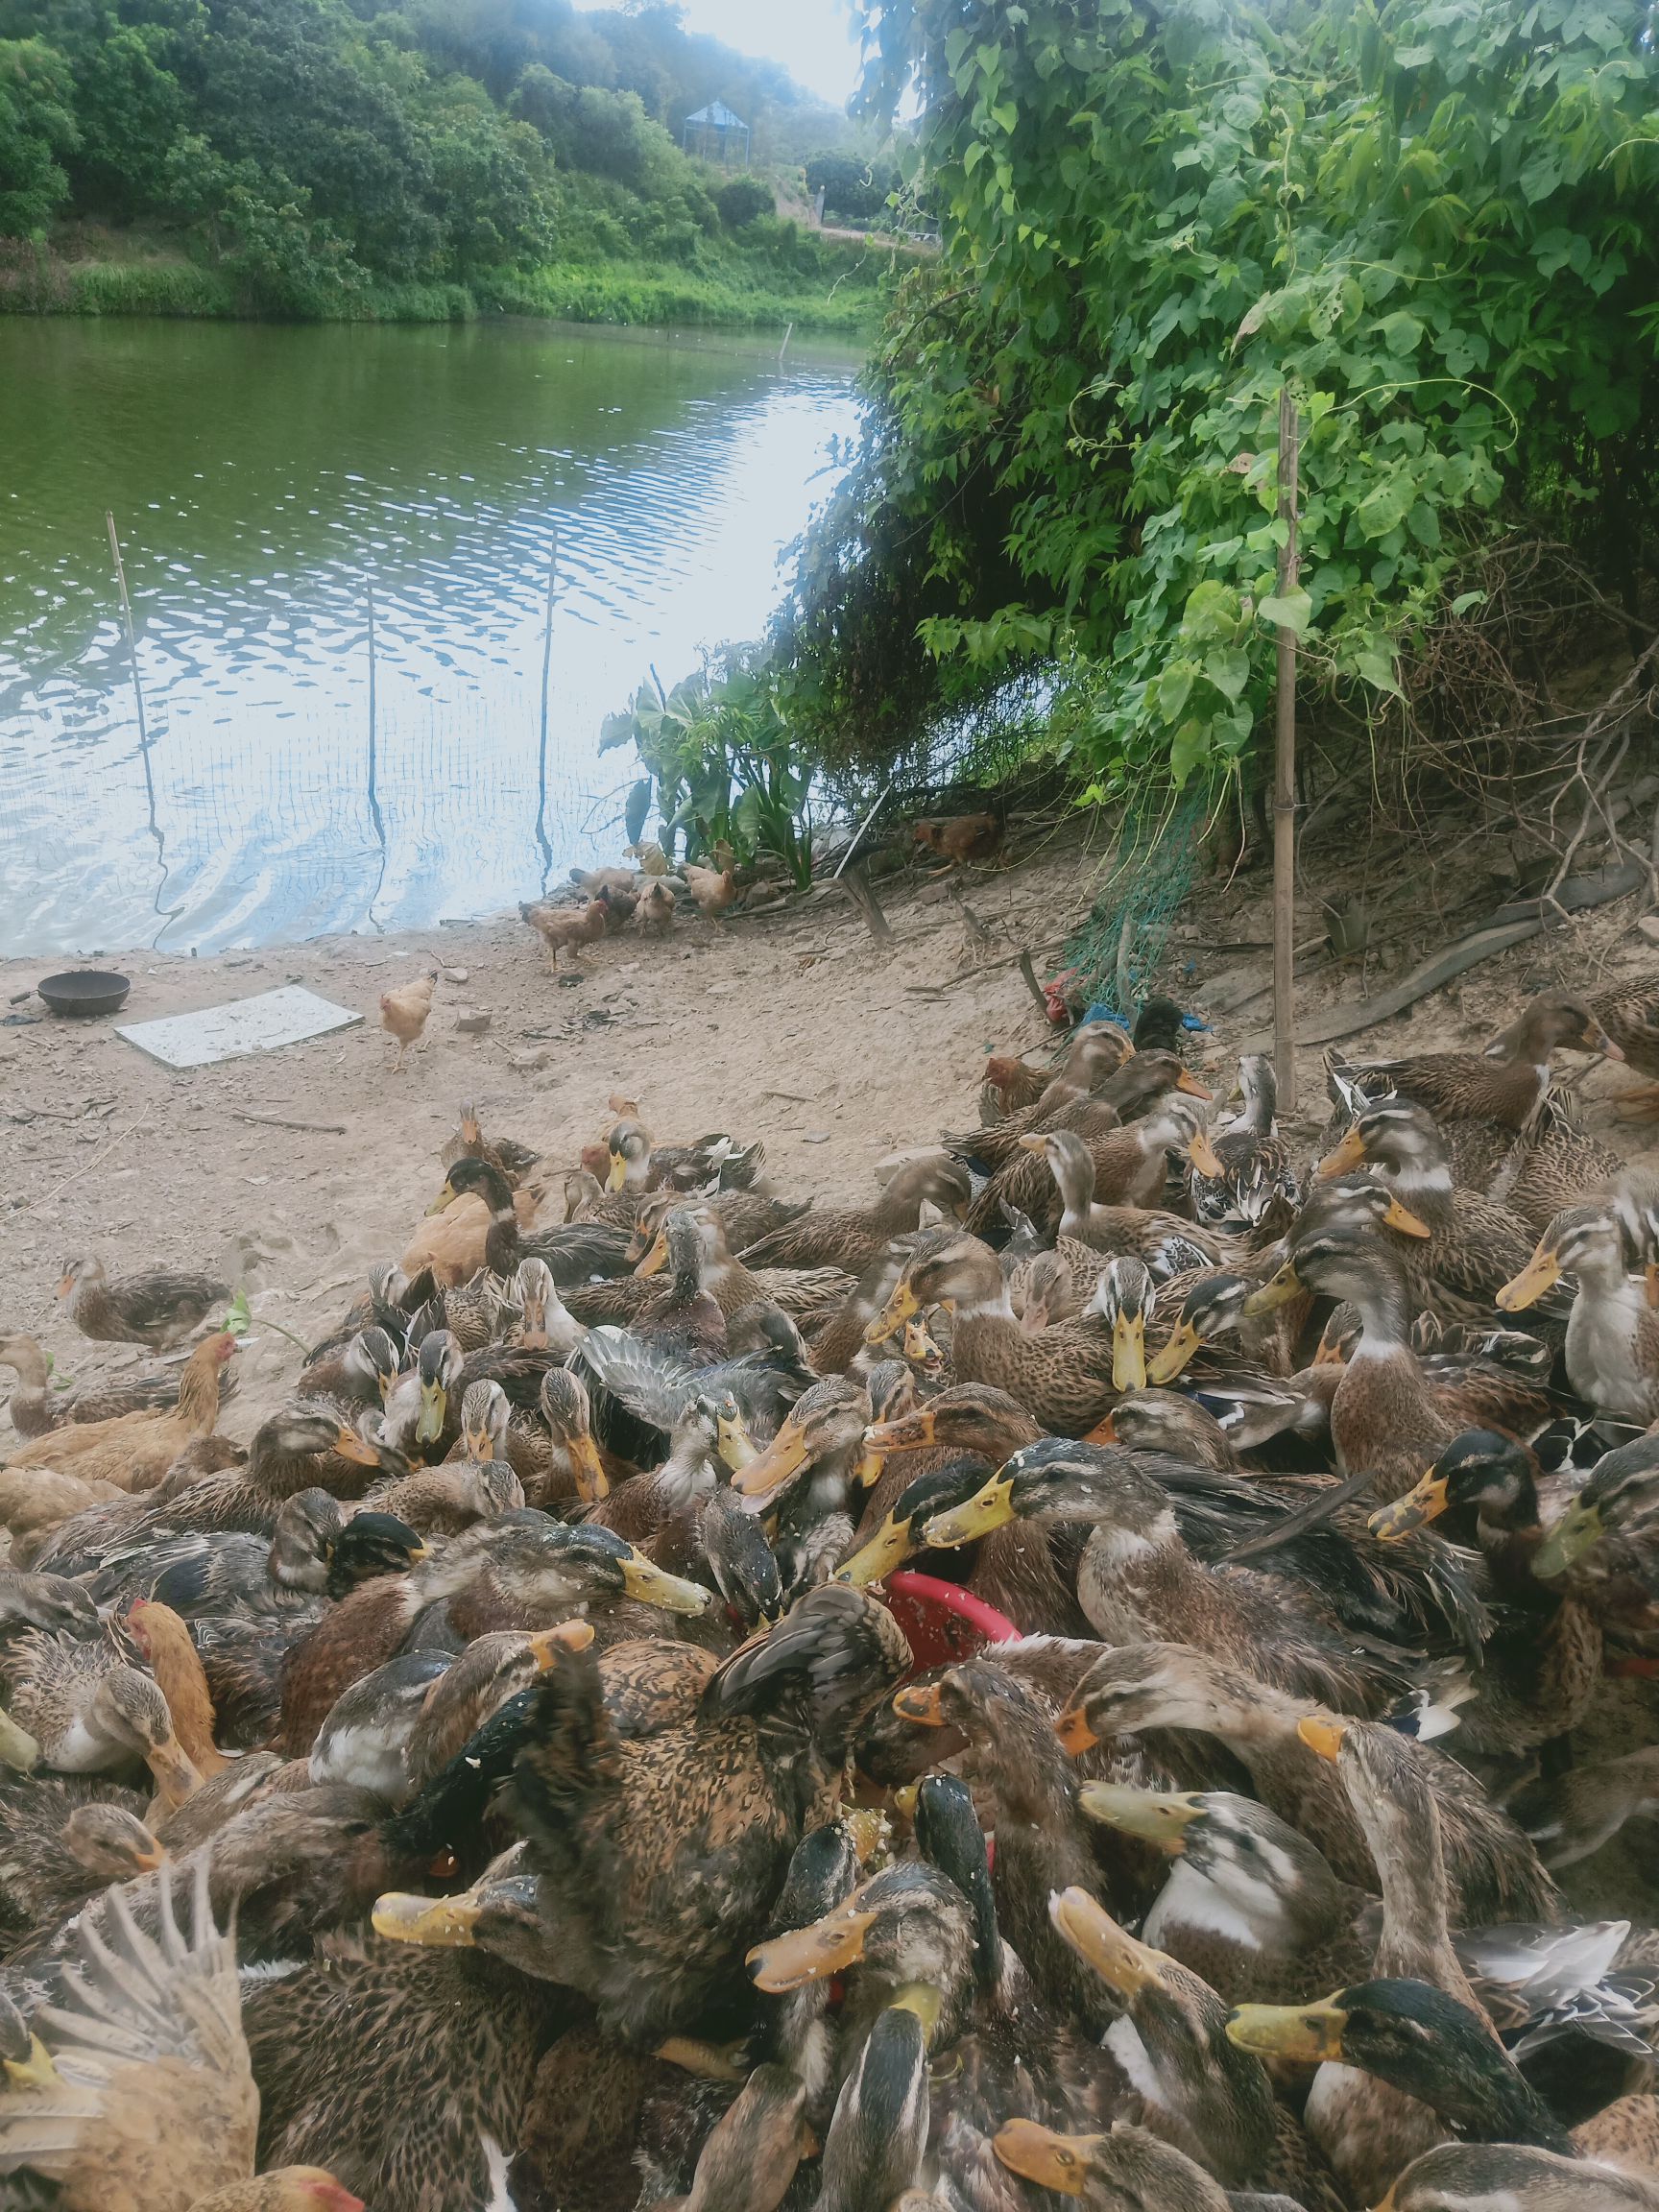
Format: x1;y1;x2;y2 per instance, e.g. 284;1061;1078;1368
0;317;860;956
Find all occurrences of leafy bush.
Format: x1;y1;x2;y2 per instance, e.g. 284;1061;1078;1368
805;0;1659;799
714;173;772;229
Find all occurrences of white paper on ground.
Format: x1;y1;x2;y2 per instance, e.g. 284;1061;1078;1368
116;985;363;1069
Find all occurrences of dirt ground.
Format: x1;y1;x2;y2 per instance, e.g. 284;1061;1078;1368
4;812;1656;1438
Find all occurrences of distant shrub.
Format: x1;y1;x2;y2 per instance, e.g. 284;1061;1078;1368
714;175;772;230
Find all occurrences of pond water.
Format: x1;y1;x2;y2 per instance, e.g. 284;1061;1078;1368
0;317;861;957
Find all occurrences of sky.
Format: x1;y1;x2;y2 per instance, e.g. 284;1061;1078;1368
580;2;865;108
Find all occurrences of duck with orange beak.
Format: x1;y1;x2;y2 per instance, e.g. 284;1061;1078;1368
1316;1095;1546;1311
1046;1886;1339;2203
1500;1206;1659;1431
994;2117;1235;2208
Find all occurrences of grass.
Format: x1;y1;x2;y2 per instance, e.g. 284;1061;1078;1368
481;257;879;334
0;233;884;336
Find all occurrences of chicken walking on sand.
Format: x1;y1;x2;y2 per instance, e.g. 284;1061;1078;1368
519;895;610;971
682;863;736;919
377;967;438;1073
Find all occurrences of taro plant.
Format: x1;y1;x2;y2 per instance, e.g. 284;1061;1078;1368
600;656;815;887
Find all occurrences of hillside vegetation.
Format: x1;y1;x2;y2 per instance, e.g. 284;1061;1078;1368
0;0;893;325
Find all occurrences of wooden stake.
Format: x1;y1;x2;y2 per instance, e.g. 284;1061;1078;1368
1272;388;1300;1115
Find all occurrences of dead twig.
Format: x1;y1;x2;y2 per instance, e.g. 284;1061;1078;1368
231;1111;349;1136
36;1111;153;1207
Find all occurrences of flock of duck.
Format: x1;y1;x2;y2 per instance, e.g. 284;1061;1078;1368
3;979;1659;2211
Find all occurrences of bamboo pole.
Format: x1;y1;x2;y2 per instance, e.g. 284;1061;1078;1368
106;512;150;752
1272;388;1300;1115
365;577;388;930
108;510;174;926
535;536;557;892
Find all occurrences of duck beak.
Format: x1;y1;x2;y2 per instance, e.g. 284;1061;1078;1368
1296;1715;1348;1763
732;1413;811;1502
992;2118;1101;2197
424;1181;458;1218
415;1382;446;1445
635;1227;669;1276
1084;1412;1118;1443
334;1424;383;1467
902;1316;942;1372
569;1432;610;1503
1112;1307;1146;1393
1534;1496;1603;1579
892;1682;946;1725
1497;1243;1562;1311
1147;1318;1202;1385
130;1838;167;1874
1316;1127;1367;1178
864;1278;921;1347
888;1982;944;2036
1056;1703;1098;1756
1382;1194;1432;1238
833;1512;916;1588
0;1711;39;1773
373;1886;484;1947
1049;1886;1173;1996
606;1153;629;1192
1016;1134;1050;1155
745;1899;880;1991
922;1470;1016;1548
526;1620;595;1668
716;1406;758;1474
1311;1329;1348;1367
1243;1262;1302;1315
1226;1997;1349;2064
3;2035;60;2092
146;1735;204;1808
1077;1783;1202;1854
1368;1468;1451;1539
654;2036;750;2081
852;1443;887;1489
1587;1024;1624;1061
863;1407;935;1450
1175;1070;1213;1099
1647;1261;1659;1310
1187;1127;1225;1179
618;1552;712;1615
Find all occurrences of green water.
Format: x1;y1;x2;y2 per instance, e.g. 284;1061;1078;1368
0;317;860;956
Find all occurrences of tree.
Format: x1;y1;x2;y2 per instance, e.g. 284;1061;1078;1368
0;36;77;234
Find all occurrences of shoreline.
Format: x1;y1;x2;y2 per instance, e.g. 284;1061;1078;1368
0;245;887;339
0;854;1094;1438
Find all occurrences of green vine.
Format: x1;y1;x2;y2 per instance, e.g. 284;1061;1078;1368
802;0;1659;794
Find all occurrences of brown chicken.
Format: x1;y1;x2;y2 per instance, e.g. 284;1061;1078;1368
633;880;677;936
521;895;611;970
569;866;641;920
377;967;438;1072
682;863;736;918
125;1598;231;1779
913;811;1003;866
0;1857;363;2212
2;1334;237;1498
